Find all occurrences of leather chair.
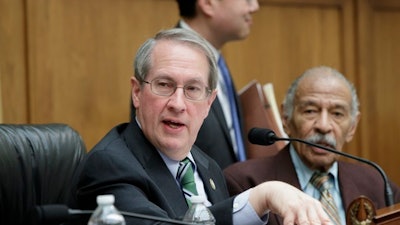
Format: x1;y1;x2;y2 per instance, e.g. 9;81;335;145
0;124;87;225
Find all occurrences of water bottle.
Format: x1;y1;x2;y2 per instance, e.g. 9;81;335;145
87;194;126;225
182;196;216;225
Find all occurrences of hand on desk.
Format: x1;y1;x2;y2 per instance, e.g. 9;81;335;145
249;181;333;225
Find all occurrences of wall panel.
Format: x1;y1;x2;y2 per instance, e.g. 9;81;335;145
357;0;400;185
25;0;179;148
0;0;28;123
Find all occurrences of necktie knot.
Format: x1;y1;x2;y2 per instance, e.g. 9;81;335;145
310;172;332;192
177;157;198;206
178;158;195;185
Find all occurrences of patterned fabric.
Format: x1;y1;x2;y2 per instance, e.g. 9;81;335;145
310;172;342;225
218;55;246;161
177;157;198;206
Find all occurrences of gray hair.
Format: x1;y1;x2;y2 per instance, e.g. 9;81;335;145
282;66;359;122
133;28;218;90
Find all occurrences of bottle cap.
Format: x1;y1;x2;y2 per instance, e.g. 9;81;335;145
96;194;115;205
189;195;205;204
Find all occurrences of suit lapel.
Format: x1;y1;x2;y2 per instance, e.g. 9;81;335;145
211;98;231;141
275;147;302;189
122;122;189;216
191;147;227;203
146;153;188;216
337;162;360;209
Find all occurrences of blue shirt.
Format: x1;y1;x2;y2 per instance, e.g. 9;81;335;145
289;144;345;225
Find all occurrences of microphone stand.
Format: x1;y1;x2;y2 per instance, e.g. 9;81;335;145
67;209;196;225
272;135;394;207
34;206;197;225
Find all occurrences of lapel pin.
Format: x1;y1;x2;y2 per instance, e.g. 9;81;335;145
210;178;216;190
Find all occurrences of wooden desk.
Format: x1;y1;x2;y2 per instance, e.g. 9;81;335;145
346;196;400;225
373;203;400;225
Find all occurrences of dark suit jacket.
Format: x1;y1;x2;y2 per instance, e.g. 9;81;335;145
195;98;240;169
223;145;400;225
76;121;234;225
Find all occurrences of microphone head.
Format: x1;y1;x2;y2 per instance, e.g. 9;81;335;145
33;204;70;225
248;128;277;146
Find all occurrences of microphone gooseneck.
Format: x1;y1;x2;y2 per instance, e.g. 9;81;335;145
33;205;197;225
248;127;394;207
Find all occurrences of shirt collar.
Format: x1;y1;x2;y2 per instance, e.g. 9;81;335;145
289;144;339;190
158;148;196;178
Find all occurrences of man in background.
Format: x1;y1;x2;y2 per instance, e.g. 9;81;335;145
175;0;260;169
224;66;400;225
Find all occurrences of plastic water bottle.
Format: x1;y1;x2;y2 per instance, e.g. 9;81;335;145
87;194;126;225
182;196;215;225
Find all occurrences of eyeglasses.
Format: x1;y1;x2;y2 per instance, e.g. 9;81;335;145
142;77;212;101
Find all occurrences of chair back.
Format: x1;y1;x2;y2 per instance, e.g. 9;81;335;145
0;124;86;225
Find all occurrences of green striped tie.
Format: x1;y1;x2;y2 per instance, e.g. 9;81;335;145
310;172;342;225
177;157;198;206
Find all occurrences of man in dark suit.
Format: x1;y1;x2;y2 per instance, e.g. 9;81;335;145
174;0;260;169
224;66;400;225
76;29;333;225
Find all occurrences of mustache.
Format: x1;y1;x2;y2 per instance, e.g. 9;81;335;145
304;133;337;149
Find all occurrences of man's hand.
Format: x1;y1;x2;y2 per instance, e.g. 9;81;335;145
249;181;333;225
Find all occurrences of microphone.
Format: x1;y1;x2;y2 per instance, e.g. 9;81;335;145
33;205;77;225
248;127;395;207
33;204;196;225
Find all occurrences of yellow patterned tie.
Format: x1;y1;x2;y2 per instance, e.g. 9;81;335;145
310;172;342;225
177;157;198;206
